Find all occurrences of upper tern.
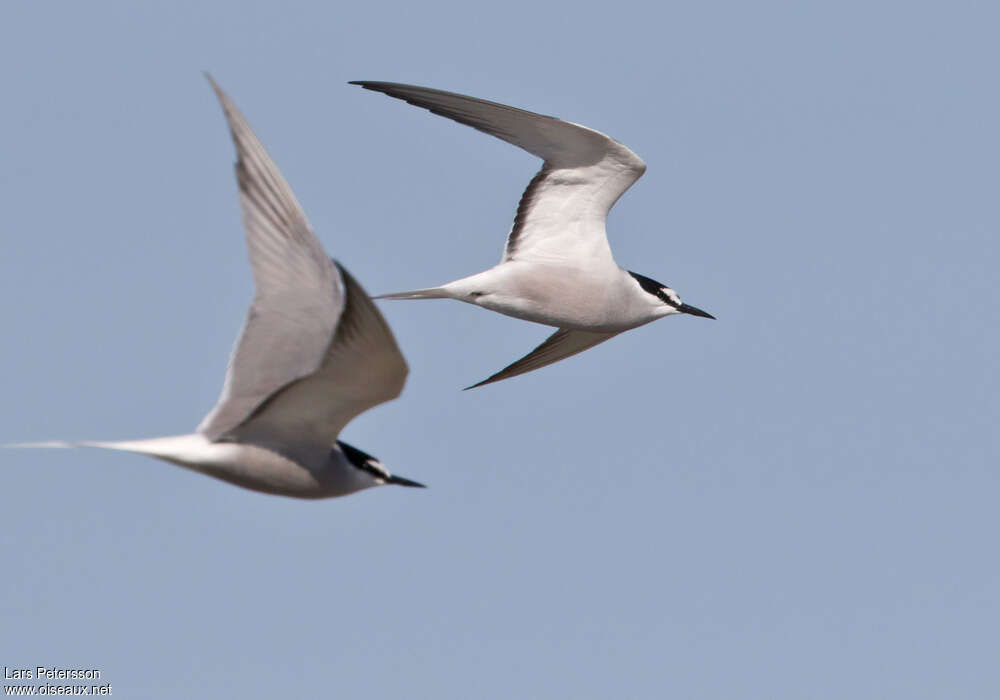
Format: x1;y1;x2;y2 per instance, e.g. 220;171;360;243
352;81;715;389
8;76;424;499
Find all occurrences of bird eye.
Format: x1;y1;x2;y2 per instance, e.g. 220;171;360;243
659;288;680;307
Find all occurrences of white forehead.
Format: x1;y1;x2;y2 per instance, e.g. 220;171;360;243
662;288;681;306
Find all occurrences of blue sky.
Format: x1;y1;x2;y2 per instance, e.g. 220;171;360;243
1;1;998;698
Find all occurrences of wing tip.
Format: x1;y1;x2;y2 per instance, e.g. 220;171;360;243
204;71;226;101
204;73;240;129
462;374;502;391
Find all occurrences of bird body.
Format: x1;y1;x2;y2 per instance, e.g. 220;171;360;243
354;81;714;388
395;261;672;333
14;437;410;499
8;76;423;499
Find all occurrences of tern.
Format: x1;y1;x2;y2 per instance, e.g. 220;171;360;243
353;81;715;389
8;76;424;499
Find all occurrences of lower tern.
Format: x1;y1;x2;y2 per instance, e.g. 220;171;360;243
9;77;423;499
353;81;715;389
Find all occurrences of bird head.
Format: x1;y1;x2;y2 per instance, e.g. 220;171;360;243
628;271;715;320
337;441;426;489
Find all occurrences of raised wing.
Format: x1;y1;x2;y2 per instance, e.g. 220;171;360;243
351;81;646;266
198;77;406;450
465;328;618;390
226;262;407;454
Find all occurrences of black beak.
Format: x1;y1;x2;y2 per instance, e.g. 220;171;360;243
678;303;716;320
386;474;427;488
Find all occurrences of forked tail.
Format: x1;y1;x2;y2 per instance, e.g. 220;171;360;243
374;287;450;300
4;439;152;452
4;441;81;449
4;436;205;461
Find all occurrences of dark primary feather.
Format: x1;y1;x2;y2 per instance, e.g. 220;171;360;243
506;168;550;258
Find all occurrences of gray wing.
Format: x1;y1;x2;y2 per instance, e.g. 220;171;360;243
198;76;406;449
226;262;407;453
466;328;618;390
351;82;647;266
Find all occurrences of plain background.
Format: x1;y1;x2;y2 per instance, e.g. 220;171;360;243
1;1;997;697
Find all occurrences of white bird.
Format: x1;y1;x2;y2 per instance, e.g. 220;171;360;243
8;76;424;499
352;81;715;389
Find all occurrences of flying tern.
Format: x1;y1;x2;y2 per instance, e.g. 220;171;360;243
9;76;423;499
353;81;715;389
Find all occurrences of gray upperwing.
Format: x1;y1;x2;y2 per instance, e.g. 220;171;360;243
198;76;342;440
351;81;647;266
466;328;618;390
226;262;408;453
350;80;614;167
